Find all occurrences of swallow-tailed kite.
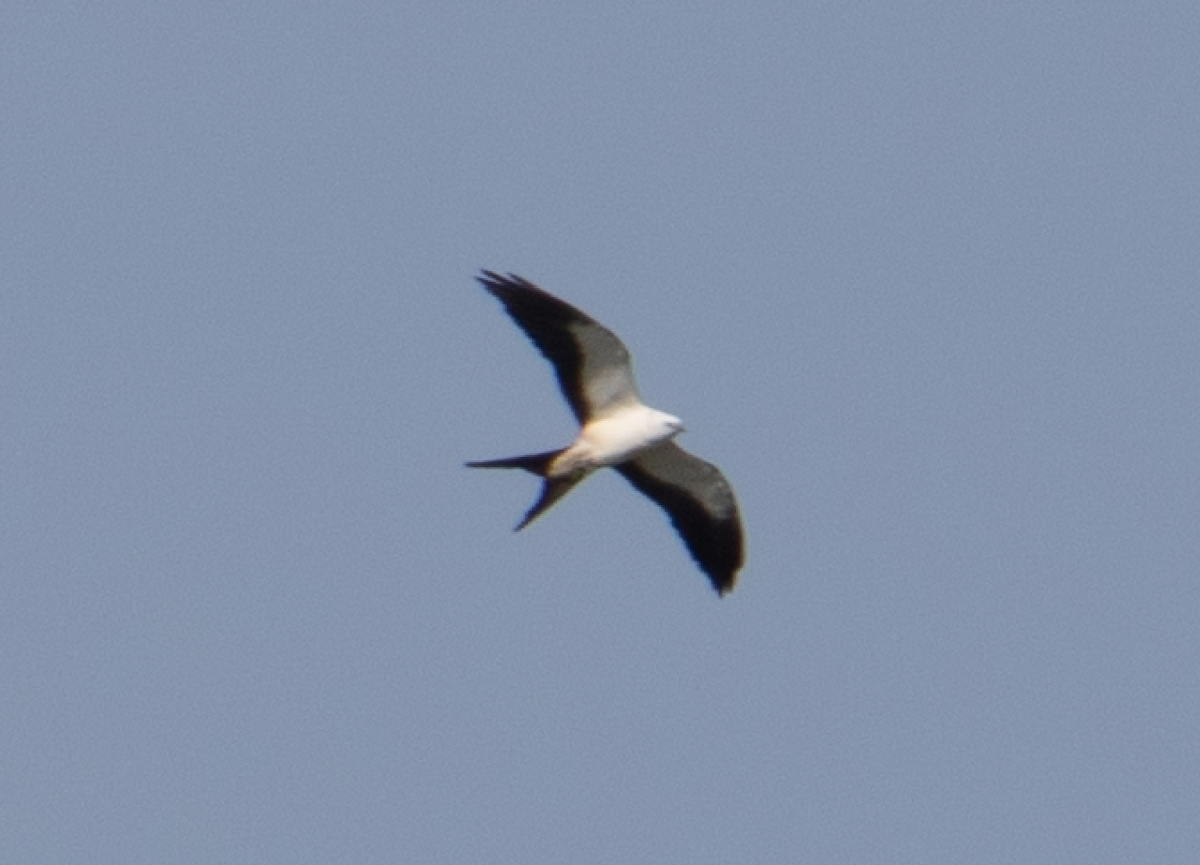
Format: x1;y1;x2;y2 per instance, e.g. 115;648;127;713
467;271;744;595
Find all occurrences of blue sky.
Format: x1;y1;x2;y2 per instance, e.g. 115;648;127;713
3;3;1198;862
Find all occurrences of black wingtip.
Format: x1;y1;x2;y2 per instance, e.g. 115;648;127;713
704;565;738;597
477;270;534;294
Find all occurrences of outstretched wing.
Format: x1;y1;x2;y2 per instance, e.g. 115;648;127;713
477;271;642;423
615;441;744;596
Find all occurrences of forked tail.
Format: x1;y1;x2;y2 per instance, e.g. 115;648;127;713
464;448;565;477
465;447;581;530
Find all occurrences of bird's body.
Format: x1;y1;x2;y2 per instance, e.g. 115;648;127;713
556;404;685;472
467;271;744;595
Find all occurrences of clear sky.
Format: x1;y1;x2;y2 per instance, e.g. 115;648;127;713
3;3;1198;863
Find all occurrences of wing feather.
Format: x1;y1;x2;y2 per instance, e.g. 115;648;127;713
615;442;744;595
477;271;640;423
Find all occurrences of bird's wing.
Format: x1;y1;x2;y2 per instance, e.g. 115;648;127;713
477;271;641;423
615;441;744;595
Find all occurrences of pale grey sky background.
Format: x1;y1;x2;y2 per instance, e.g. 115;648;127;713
3;3;1198;862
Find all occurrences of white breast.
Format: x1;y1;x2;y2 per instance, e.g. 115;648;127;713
579;404;683;468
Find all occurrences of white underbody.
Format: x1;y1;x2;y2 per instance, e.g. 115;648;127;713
549;402;683;477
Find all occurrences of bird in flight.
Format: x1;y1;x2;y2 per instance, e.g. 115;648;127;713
467;271;744;595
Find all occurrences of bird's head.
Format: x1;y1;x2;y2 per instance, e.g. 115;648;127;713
659;413;686;438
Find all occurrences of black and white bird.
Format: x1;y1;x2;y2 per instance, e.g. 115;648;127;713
467;271;744;596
